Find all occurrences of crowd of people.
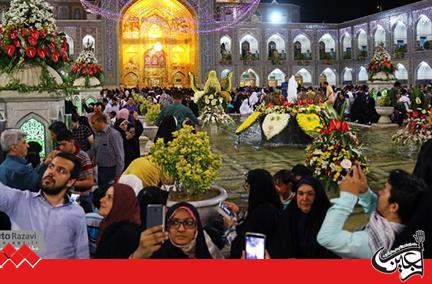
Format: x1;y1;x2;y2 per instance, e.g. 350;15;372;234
0;81;431;259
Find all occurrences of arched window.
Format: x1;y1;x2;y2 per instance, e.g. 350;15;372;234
321;68;336;86
358;66;368;82
393;21;407;57
268;68;286;86
220;35;232;64
293;34;311;60
240;35;259;61
240;69;259;87
319;33;336;60
295;68;312;84
267;34;286;61
343;68;353;83
416;62;432;83
342;33;352;59
374;25;386;47
395;63;408;80
65;34;74;55
19;117;46;157
357;30;368;59
416;15;432;50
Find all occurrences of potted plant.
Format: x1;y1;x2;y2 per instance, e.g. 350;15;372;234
375;91;394;124
71;48;103;88
150;126;227;224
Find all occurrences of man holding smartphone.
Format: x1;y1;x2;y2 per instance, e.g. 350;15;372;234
317;165;426;258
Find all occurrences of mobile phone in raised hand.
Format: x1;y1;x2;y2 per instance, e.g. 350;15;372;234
146;204;166;229
245;232;266;259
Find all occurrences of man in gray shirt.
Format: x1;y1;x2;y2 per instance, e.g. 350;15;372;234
0;152;89;259
88;112;124;190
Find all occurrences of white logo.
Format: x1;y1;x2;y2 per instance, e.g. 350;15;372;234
372;230;425;281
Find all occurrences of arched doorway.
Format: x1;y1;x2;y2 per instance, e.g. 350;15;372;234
120;0;198;88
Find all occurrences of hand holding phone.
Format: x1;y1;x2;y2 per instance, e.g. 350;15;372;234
245;232;266;259
217;202;235;220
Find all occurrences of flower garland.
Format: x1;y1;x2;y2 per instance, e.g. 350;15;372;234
392;108;432;147
367;43;395;80
0;0;69;73
305;105;369;186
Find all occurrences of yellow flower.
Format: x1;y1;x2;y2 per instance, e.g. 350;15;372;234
296;113;322;134
236;111;262;134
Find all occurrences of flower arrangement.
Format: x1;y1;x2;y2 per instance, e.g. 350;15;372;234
71;48;103;86
392;108;432;147
145;103;161;123
132;93;152;115
305;105;369;187
151;126;222;196
0;0;69;72
190;71;233;127
235;111;262;134
262;113;290;140
367;43;396;81
378;90;393;107
237;100;323;137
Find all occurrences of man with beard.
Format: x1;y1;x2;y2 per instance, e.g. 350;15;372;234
0;152;89;259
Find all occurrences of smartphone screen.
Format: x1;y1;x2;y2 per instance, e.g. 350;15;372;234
245;233;266;259
146;204;165;229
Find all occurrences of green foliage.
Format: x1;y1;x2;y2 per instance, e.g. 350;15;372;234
145;103;161;123
151;126;222;196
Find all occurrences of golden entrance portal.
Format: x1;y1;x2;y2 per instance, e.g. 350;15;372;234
120;0;199;88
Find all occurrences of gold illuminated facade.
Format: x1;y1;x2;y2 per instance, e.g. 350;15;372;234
120;0;199;88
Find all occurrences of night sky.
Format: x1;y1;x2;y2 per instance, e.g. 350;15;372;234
262;0;422;23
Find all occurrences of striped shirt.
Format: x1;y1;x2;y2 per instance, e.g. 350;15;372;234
74;147;93;179
87;125;124;177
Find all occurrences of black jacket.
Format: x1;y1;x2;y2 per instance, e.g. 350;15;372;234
94;222;141;259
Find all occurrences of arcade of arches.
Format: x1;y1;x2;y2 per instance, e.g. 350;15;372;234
120;0;199;88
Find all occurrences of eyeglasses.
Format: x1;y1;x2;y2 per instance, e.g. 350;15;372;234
167;219;196;230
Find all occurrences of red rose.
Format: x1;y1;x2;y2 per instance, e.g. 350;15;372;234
25;47;37;58
37;47;47;59
51;51;59;62
13;39;21;47
28;36;38;46
30;29;40;40
39;31;47;38
10;31;18;40
4;45;16;57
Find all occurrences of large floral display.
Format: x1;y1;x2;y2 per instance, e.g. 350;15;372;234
189;71;233;127
71;47;103;88
392;108;432;147
367;43;396;81
305;106;368;187
0;0;71;92
236;99;322;144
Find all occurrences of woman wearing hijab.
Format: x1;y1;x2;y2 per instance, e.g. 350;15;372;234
269;177;338;258
114;114;143;169
229;169;283;258
137;186;169;230
131;202;220;259
94;183;142;259
154;116;177;144
413;138;432;187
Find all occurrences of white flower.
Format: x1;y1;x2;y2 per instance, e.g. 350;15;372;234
340;159;352;170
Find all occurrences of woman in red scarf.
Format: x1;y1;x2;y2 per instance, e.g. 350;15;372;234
94;183;141;259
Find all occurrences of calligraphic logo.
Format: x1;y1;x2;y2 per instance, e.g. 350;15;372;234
371;230;425;281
